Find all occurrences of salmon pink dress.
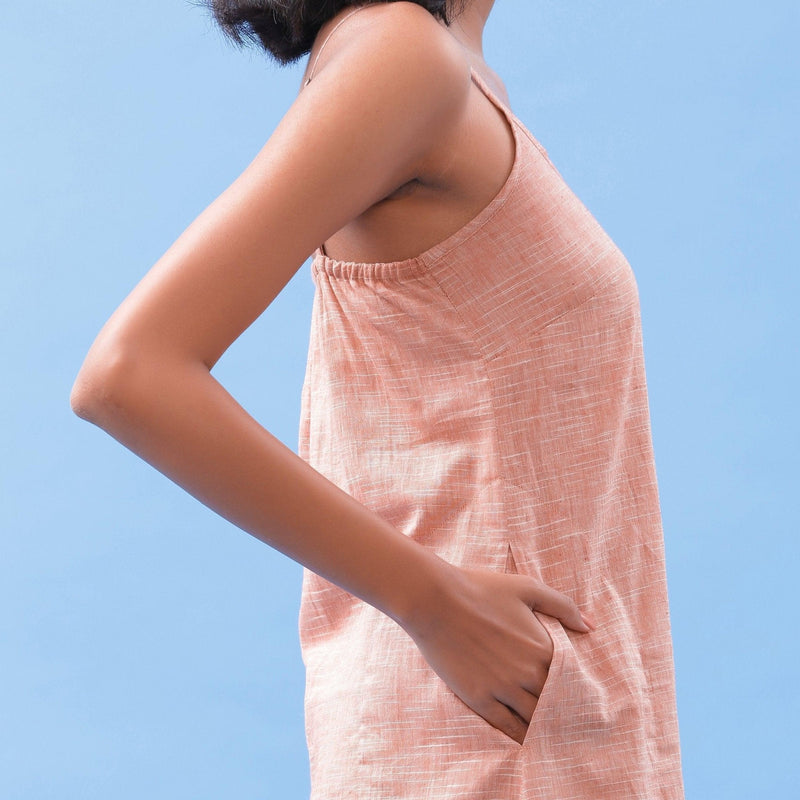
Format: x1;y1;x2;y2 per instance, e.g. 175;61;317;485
297;67;685;799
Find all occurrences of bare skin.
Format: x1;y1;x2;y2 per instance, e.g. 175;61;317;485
70;1;595;746
298;0;514;264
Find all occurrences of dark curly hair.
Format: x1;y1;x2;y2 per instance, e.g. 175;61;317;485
195;1;462;65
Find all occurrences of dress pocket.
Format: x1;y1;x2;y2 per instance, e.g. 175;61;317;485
504;542;567;747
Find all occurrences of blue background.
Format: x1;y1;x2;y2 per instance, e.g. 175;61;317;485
2;0;797;796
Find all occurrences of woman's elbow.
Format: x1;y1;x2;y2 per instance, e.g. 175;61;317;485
69;343;140;424
70;374;97;421
70;370;111;423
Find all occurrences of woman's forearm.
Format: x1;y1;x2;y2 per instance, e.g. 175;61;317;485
70;348;450;629
71;344;593;746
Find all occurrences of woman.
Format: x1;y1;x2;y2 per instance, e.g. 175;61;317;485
70;1;685;797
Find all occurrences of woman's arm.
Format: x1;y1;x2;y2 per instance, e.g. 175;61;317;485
71;3;591;744
70;5;466;627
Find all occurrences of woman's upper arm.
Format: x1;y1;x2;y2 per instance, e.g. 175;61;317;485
81;7;470;376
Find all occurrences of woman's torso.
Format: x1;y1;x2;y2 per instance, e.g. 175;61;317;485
295;6;685;798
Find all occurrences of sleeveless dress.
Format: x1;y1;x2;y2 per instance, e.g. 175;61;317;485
297;67;685;800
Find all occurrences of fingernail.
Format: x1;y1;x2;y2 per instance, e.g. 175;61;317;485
581;614;595;631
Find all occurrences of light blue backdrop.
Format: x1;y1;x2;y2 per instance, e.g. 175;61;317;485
2;1;797;797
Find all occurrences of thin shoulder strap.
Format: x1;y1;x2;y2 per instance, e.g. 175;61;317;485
304;5;370;87
468;66;511;117
469;65;554;165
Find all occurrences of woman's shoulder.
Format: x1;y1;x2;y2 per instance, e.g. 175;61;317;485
302;2;471;104
322;1;458;48
353;0;455;32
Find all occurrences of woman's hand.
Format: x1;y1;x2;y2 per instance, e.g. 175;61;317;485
400;562;594;745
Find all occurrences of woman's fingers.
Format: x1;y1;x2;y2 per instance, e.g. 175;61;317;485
496;685;541;728
518;576;592;633
402;562;593;745
474;697;531;745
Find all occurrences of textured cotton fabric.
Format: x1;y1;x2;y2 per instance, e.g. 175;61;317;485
297;67;685;799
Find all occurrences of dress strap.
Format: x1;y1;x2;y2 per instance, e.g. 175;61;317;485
304;4;371;87
468;67;512;119
469;65;553;165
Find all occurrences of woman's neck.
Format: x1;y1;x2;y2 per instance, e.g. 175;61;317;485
446;0;495;57
439;0;507;102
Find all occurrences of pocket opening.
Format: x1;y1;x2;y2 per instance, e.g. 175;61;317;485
504;542;518;574
503;540;567;748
